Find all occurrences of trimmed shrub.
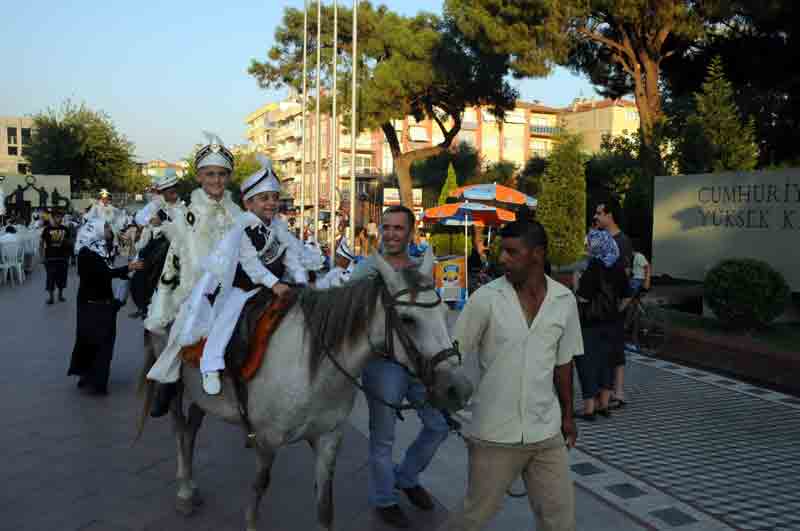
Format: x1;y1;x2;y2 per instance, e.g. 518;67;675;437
537;133;587;266
704;258;790;329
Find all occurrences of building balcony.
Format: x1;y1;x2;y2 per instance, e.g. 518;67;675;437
529;125;561;136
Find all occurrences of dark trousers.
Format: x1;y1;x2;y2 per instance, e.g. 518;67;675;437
68;301;118;392
45;259;68;291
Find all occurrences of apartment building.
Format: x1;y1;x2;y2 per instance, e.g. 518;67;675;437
0;117;34;175
561;97;640;152
140;159;187;179
245;96;639;210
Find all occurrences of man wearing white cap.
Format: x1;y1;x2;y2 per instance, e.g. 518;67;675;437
315;238;357;289
129;175;186;317
134;175;186;251
86;189;126;235
175;154;310;395
146;133;242;417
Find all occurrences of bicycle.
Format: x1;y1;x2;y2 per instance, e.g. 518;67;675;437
624;289;670;355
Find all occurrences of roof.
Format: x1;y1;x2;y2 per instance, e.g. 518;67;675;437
515;101;561;114
562;98;637;113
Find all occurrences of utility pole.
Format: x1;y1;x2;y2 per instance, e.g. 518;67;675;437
349;0;358;247
314;0;322;241
299;0;308;240
329;0;338;261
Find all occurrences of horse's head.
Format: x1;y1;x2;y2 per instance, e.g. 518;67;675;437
371;249;474;412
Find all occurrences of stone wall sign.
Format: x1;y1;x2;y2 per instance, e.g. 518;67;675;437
652;168;800;291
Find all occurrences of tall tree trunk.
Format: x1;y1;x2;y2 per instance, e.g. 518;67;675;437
395;146;447;207
631;54;665;179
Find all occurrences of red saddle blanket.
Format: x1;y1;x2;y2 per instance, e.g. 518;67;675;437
180;293;296;381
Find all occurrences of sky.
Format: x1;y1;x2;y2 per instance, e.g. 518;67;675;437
2;0;597;163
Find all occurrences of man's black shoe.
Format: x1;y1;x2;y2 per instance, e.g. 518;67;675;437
46;294;54;305
58;291;66;302
150;383;177;418
398;485;435;511
376;505;410;528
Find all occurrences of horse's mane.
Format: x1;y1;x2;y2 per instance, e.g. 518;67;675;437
295;267;428;375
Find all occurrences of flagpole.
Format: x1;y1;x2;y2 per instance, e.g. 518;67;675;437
300;0;309;240
349;0;358;250
329;0;338;262
314;0;322;242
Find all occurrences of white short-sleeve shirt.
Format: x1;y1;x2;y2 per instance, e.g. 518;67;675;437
454;275;584;445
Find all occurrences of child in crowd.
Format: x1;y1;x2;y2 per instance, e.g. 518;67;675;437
630;241;651;296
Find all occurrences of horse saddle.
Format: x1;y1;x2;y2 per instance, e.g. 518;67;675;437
180;288;296;382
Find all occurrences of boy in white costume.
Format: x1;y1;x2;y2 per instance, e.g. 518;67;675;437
86;189;126;235
134;175;186;253
146;134;243;417
174;155;310;395
315;238;356;289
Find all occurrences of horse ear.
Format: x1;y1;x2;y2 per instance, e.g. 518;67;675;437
372;252;398;286
420;246;434;277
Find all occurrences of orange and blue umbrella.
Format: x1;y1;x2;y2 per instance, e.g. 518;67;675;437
450;183;537;208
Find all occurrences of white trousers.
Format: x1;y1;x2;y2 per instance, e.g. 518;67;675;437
200;287;258;374
146;286;259;383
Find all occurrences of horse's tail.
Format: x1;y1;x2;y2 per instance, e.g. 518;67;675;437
134;329;158;444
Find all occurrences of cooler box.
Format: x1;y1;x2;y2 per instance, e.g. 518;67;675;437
434;256;467;309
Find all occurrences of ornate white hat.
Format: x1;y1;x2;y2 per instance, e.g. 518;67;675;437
155;175;179;191
240;154;280;201
195;132;234;171
98;189;111;198
335;238;356;262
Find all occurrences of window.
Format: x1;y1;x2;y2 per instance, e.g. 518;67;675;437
409;126;429;143
8;146;18;156
625;110;638;121
457;130;476;147
21;128;31;145
530;139;548;159
382;143;394;174
481;109;496;122
503;109;526;124
7;127;17;145
18;163;29;174
462;109;478;130
503;136;519;150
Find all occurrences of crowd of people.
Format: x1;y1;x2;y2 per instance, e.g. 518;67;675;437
14;132;657;531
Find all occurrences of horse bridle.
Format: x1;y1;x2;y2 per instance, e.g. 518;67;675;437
323;278;462;419
378;283;462;390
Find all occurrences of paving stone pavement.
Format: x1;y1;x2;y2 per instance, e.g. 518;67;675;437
572;353;800;531
0;266;448;531
10;264;794;530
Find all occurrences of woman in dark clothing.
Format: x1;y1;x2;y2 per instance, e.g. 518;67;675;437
68;219;143;394
575;229;628;420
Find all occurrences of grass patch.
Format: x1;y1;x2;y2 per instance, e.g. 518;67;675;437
661;308;800;353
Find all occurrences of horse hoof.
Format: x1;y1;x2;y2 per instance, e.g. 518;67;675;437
176;496;195;516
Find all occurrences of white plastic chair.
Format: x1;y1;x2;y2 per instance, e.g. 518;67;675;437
0;242;23;285
0;243;10;286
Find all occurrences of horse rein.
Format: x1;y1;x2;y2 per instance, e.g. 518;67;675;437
322;278;462;420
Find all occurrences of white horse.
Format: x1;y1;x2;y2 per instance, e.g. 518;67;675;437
138;251;474;531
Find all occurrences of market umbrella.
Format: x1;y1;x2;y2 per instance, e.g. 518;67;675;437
450;182;538;208
423;201;515;297
449;183;536;246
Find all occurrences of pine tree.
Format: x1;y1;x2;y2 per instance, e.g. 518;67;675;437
693;56;759;172
431;162;468;256
438;163;458;205
536;134;586;267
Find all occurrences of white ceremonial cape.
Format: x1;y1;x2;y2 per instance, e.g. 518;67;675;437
145;189;241;384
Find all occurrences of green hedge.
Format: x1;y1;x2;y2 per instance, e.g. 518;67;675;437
704;258;790;329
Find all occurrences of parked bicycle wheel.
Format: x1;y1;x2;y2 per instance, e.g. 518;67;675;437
636;302;670;354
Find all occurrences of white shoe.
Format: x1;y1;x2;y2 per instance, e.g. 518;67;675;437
202;371;222;395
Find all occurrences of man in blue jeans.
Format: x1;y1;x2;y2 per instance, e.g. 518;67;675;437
350;205;450;528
